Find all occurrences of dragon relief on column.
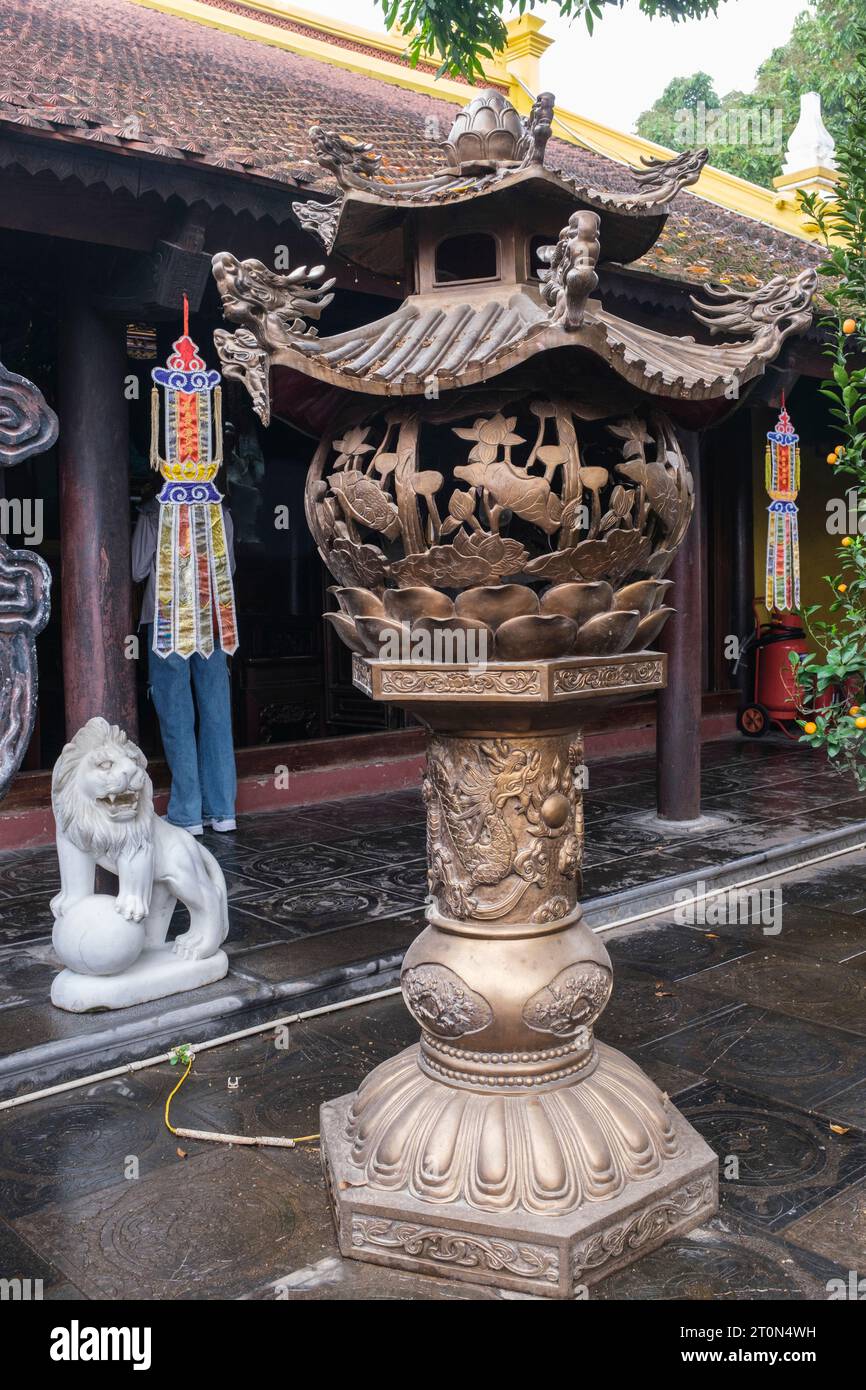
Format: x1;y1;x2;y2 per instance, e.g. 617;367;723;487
424;736;585;923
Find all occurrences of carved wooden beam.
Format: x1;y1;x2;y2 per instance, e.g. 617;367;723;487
93;239;212;319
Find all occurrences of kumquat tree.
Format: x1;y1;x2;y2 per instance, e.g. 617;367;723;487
794;32;866;786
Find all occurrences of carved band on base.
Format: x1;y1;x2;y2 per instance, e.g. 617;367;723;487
322;1090;718;1298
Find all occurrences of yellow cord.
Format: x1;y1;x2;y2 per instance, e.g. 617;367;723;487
164;1044;319;1147
164;1052;193;1136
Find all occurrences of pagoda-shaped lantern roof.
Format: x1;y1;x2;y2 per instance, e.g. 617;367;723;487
293;90;711;278
211;91;817;426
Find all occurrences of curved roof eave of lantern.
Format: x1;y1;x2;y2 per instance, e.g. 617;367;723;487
211;250;818;423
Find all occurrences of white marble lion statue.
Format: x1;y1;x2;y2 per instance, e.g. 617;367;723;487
50;717;228;964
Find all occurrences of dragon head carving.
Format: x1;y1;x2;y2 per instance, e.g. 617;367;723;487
691;267;819;348
211;251;336;351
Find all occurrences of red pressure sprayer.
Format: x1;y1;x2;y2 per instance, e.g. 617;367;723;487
736;602;833;738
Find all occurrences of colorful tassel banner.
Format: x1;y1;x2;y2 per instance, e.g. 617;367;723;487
764;400;801;613
150;300;238;659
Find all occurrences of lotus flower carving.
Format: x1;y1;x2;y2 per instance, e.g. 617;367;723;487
306;395;693;662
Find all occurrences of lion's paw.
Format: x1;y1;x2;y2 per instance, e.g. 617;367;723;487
173;929;206;961
115;893;148;923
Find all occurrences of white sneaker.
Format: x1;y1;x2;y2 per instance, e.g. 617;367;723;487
204;817;237;832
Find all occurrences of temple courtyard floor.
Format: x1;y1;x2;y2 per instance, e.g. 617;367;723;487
1;734;866;1298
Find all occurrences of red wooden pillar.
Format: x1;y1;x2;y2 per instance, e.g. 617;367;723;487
58;290;137;739
656;427;703;821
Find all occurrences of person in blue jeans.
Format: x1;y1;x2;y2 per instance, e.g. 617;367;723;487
132;495;238;836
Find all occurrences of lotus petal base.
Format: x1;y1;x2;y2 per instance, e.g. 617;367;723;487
321;1042;717;1298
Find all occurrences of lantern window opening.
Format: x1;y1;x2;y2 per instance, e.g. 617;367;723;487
433;231;500;287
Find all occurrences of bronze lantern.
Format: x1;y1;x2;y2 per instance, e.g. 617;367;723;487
213;89;816;1296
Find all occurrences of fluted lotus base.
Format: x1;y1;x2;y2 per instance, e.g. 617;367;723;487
321;1043;717;1298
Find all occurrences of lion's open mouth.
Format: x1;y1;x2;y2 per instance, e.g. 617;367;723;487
98;792;139;813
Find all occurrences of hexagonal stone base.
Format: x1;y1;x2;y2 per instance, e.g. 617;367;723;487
321;1092;718;1299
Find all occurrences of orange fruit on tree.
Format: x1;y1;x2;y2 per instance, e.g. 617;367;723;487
838;582;848;592
843;318;858;335
856;717;866;730
804;721;818;734
827;452;838;464
851;706;862;716
843;536;854;546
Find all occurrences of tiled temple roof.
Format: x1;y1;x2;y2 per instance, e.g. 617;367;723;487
0;0;825;294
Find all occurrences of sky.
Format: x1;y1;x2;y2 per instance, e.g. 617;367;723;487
284;0;812;132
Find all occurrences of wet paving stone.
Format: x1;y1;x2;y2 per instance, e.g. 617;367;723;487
701;903;866;961
595;963;741;1051
637;1005;866;1109
0;849;59;899
221;841;398;891
639;1057;705;1096
591;1221;847;1301
801;797;866;829
0;943;59;1010
590;820;723;858
580;797;626;828
341;859;428;901
779;867;866;914
813;1079;866;1133
605;921;758;981
589;781;666;812
0;1214;66;1292
0;1074;181;1217
584;852;690;897
652;839;749;873
229;916;419;988
683;947;866;1038
784;1175;866;1271
14;1146;302;1300
335;823;428;864
230;876;422;935
221;915;286;955
0;892;55;945
676;1080;866;1233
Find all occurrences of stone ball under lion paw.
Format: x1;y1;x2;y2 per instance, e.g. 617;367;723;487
52;893;145;976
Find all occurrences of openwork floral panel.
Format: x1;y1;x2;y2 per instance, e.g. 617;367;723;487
307;396;693;661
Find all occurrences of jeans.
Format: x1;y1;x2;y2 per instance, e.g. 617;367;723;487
144;626;237;828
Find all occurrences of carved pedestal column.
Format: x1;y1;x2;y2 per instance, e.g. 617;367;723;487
322;654;717;1298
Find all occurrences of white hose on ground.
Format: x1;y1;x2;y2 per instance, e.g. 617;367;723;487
0;984;401;1113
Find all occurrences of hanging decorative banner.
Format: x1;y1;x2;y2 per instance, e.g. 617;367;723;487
764;398;801;613
150;299;238;659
